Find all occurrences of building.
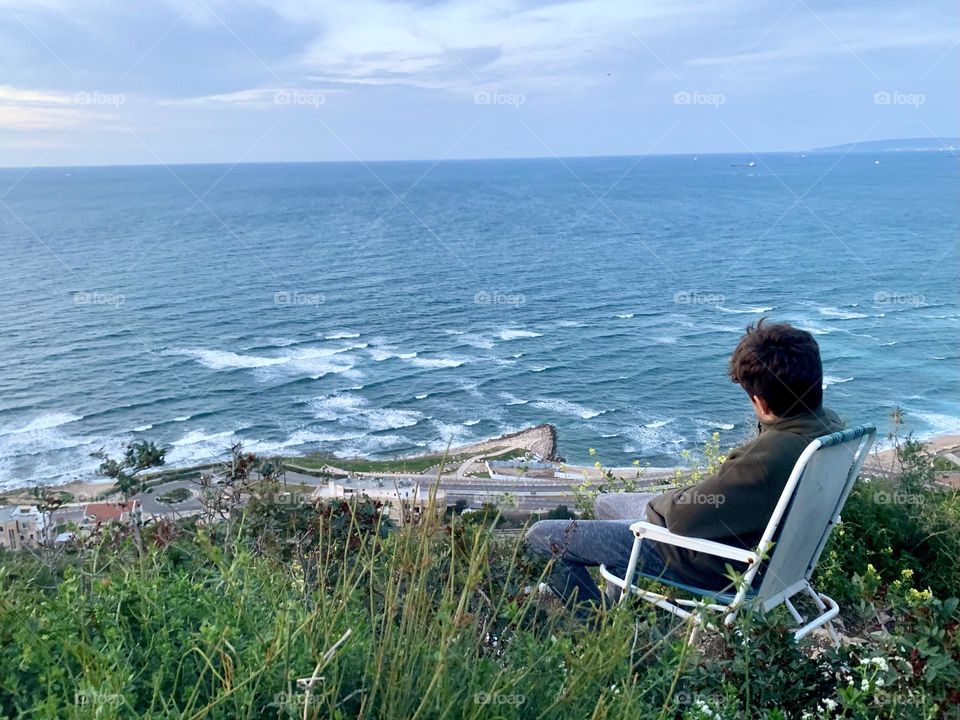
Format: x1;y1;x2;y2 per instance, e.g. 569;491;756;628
49;506;87;529
313;479;446;524
83;501;140;526
0;506;44;550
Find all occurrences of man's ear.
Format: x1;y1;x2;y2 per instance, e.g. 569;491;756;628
751;394;772;416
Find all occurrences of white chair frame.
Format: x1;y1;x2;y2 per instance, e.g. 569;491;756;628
600;424;876;645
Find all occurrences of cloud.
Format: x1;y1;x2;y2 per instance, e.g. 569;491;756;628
0;0;956;163
0;85;73;105
287;0;702;92
0;84;122;130
159;86;340;109
3;0;957;101
159;88;284;107
0;105;85;129
687;12;959;70
225;0;958;99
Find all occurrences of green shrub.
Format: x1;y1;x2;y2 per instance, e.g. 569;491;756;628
817;438;960;605
2;438;957;719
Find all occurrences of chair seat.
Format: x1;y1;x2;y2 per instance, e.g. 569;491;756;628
633;570;758;603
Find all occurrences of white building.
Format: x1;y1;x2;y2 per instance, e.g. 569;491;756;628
0;506;45;550
312;479;446;524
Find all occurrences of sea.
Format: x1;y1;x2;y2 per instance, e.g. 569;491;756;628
0;151;957;489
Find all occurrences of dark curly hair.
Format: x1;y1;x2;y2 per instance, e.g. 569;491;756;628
728;318;823;417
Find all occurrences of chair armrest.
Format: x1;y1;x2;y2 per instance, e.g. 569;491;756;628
629;521;758;565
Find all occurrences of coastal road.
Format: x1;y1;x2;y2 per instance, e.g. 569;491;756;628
279;469;578;510
131;465;675;519
279;470;679;513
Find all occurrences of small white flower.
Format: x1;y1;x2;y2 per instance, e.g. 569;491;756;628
823;698;837;710
860;656;889;672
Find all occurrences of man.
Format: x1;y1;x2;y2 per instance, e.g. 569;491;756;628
525;319;844;609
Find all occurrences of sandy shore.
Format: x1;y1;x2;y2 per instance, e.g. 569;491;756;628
864;433;960;473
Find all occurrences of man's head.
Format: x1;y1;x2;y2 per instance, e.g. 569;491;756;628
728;318;823;420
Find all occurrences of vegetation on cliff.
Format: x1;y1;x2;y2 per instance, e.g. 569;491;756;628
0;438;957;719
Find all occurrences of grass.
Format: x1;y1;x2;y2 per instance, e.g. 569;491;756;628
284;453;461;475
0;509;763;719
3;500;955;719
283;446;527;476
156;487;192;504
932;455;960;472
1;439;957;718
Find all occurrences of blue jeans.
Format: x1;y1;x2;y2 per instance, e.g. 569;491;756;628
525;492;683;607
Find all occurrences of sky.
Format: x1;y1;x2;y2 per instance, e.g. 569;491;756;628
0;0;957;166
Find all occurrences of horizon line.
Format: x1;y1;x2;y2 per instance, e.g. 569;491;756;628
1;137;957;172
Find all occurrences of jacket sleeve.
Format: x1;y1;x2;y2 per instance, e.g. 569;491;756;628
647;434;799;541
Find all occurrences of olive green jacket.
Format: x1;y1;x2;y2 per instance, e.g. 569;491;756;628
646;405;844;589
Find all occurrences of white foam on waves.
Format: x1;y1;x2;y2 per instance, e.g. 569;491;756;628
820;307;869;320
1;412;83;435
171;429;234;447
358;409;422;432
823;375;854;388
0;412;116;490
458;333;496;349
283;347;360;378
715;305;775;314
644;419;672;428
310;392;369;421
498;329;542;340
409;357;465;369
310;392;423;432
430;420;481;451
174;348;287;370
173;345;363;380
907;410;960;437
623;421;686;456
532;398;607;420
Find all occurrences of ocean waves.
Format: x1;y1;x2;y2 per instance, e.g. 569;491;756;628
531;398;609;420
170;344;363;379
174;348;287;369
820;307;869;320
310;392;422;432
2;155;957;488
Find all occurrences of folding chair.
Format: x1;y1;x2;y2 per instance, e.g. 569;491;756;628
600;424;876;645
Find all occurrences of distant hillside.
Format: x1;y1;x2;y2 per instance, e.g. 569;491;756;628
812;137;960;153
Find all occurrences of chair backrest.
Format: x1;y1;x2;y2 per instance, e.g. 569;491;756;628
752;425;876;611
